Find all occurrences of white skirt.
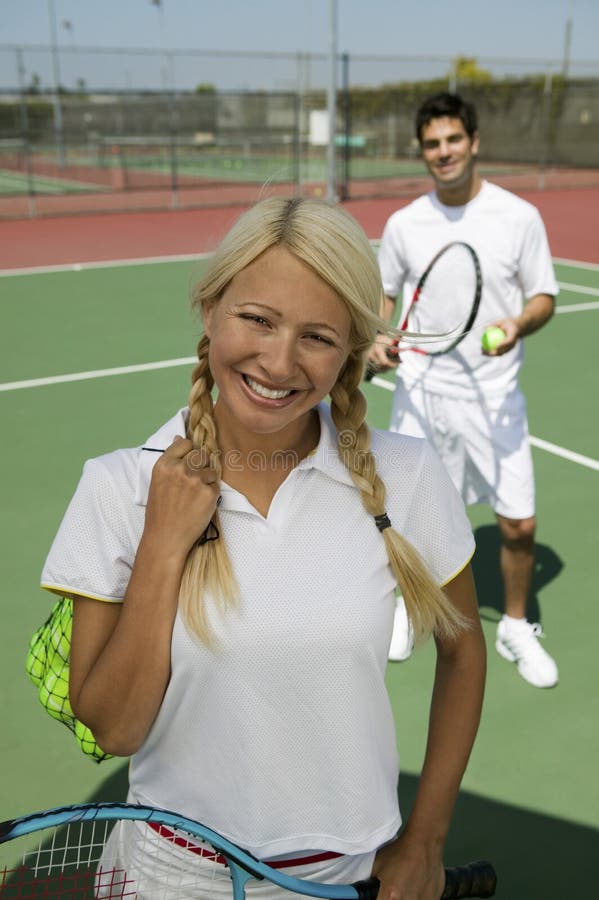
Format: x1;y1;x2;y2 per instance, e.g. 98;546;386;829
96;816;376;899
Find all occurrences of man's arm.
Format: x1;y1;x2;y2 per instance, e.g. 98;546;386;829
367;293;401;371
484;292;555;356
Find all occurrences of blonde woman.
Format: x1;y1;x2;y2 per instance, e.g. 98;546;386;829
41;197;486;900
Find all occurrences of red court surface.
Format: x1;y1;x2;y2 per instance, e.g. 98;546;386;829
1;188;598;270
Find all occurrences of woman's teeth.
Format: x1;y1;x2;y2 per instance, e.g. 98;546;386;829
244;376;293;400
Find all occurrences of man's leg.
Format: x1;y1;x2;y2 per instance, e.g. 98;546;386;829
495;513;536;619
495;513;558;688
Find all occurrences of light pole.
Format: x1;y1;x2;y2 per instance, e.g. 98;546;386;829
326;0;337;202
562;0;574;79
151;0;174;93
150;0;178;206
61;19;77;90
47;0;66;167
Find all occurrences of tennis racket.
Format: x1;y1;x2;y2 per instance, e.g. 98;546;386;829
366;241;482;380
0;802;497;899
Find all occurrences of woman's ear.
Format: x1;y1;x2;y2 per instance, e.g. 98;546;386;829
202;303;213;338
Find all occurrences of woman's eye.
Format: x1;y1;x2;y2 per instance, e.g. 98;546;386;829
307;333;333;345
240;314;268;326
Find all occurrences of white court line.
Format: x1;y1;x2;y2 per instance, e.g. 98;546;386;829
555;300;599;313
554;257;599;272
1;356;597;472
557;282;599;298
1;247;597;471
369;375;599;472
0;252;212;278
0;250;598;278
0;357;197;392
528;436;599;472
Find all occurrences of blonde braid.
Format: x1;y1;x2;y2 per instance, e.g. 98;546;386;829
330;356;467;644
178;335;238;645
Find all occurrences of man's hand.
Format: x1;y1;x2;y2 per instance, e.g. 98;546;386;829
481;318;518;356
366;332;400;374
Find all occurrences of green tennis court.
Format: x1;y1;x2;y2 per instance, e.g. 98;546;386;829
1;256;597;898
0;150;533;196
0;169;108;195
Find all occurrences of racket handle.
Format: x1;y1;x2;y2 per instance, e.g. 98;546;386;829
364;345;399;382
352;862;497;899
442;861;497;899
352;877;380;899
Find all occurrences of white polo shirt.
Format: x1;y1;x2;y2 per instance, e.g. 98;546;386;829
41;404;474;858
378;181;558;400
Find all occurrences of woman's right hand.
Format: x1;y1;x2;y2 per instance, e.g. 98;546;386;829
70;437;221;756
143;436;221;561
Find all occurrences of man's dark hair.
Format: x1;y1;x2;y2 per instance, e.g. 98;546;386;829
415;92;478;143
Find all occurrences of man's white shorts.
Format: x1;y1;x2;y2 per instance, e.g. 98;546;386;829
389;379;535;520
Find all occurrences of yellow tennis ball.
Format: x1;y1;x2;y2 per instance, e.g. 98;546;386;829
39;670;73;722
74;719;94;748
482;326;506;352
49;623;71;663
75;719;112;762
26;646;46;685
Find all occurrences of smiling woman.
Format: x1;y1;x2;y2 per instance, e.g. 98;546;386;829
202;246;352;443
39;196;486;900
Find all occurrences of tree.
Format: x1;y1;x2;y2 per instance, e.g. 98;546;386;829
27;73;42;95
452;57;492;85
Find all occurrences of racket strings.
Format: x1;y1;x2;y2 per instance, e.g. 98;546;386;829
0;818;228;899
405;244;480;354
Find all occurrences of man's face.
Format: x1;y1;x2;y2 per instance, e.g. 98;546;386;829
420;116;479;192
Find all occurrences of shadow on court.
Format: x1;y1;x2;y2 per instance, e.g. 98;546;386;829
471;524;564;624
89;763;594;900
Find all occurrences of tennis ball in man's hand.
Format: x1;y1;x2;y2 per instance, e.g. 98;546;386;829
481;326;506;352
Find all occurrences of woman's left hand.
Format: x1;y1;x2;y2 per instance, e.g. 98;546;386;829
371;834;445;900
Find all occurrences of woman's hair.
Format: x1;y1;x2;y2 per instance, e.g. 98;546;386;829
181;197;468;645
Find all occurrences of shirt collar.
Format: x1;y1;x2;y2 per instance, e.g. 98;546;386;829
134;402;355;507
134;408;189;506
297;403;356;487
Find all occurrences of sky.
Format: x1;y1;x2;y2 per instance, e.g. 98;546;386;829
1;0;598;93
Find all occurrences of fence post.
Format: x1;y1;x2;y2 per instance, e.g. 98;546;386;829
538;69;553;190
294;78;302;197
326;0;337;202
166;54;179;209
47;0;66;168
16;47;37;216
338;52;351;202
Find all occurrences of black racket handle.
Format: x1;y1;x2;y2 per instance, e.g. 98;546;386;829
352;860;497;899
364;346;399;382
441;861;497;898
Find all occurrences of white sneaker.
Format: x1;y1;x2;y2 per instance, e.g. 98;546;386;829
388;596;414;662
495;616;558;688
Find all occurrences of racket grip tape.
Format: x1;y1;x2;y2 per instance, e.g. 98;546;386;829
364;346;399;382
352;861;496;899
442;861;497;898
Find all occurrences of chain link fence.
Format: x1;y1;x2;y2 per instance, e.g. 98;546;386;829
1;45;598;217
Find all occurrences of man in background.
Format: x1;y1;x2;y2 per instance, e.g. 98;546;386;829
370;92;558;688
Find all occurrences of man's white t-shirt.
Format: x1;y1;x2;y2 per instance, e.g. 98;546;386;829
378;181;558;400
41;405;474;859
